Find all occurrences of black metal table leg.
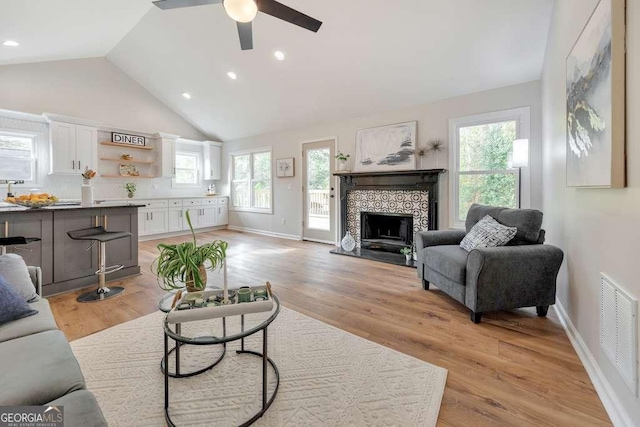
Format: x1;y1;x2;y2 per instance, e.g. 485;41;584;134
241;314;245;351
262;326;267;410
175;323;181;376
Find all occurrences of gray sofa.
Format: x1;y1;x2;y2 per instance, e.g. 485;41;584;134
0;266;107;426
416;204;564;323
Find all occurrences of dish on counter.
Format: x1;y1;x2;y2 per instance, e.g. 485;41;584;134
5;193;59;208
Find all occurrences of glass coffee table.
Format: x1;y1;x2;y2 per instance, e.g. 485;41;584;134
158;290;281;427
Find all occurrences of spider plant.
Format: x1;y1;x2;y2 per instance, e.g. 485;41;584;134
152;210;228;292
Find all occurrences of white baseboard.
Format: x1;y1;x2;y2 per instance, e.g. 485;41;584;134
302;237;337;245
553;300;634;427
227;225;301;241
138;226;227;242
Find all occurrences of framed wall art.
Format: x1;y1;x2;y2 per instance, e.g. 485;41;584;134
566;0;626;188
354;121;417;172
276;157;295;177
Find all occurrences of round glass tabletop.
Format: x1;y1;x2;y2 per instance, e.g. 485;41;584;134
162;292;281;345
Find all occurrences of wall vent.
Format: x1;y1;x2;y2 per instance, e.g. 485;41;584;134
600;273;638;396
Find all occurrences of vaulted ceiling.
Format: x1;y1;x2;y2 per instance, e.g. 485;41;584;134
1;0;553;141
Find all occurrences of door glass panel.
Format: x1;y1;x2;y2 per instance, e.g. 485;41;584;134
306;148;330;230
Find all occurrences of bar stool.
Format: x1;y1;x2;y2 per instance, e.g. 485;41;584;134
0;236;41;255
67;226;131;303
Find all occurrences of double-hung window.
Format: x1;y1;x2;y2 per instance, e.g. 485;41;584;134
0;131;37;182
449;107;530;229
175;152;200;186
230;149;272;213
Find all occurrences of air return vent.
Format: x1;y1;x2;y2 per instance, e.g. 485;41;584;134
600;273;638;396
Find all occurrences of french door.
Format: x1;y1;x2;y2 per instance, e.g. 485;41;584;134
302;139;336;243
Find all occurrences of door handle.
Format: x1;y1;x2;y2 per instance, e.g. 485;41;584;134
103;215;107;228
145;212;149;221
78;160;81;169
72;160;75;170
3;221;8;238
151;212;153;221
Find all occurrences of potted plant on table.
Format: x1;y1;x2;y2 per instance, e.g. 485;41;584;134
152;210;228;293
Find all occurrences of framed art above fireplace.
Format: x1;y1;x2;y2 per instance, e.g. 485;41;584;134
354;121;417;173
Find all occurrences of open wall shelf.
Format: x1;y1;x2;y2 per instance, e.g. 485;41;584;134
100;142;153;150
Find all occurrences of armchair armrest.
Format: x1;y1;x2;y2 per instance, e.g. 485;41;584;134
465;244;564;312
27;266;43;297
415;230;466;250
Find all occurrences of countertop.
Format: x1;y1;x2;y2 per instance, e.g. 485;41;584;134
0;203;146;214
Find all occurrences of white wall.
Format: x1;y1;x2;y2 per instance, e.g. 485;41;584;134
221;81;542;238
0;57;205;140
542;1;640;425
0;57;218;200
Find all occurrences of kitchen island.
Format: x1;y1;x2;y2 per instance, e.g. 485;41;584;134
0;203;143;296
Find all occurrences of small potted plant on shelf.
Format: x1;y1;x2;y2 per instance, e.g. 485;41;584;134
400;247;412;262
153;210;228;293
335;152;350;172
124;182;136;198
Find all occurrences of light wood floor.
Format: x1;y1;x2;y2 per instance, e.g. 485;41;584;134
48;230;611;426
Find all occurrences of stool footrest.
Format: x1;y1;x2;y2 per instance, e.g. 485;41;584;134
96;264;124;276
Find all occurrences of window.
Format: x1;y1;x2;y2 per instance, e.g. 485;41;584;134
449;107;530;229
0;132;36;181
231;149;272;213
175;152;200;186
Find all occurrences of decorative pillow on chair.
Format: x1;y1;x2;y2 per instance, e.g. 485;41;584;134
0;275;38;327
0;254;40;302
460;215;517;252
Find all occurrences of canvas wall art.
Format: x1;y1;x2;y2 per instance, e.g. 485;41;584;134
355;121;417;172
276;157;295;177
566;0;625;188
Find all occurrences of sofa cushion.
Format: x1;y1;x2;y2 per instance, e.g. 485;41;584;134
0;330;85;405
45;390;107;427
0;254;40;302
461;215;517;252
465;204;543;245
0;275;37;327
0;298;58;343
422;245;469;284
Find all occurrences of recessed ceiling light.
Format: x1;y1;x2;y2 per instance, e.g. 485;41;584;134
274;51;285;61
227;71;238;80
2;40;19;47
182;92;192;99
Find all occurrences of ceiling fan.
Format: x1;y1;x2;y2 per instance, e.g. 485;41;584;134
152;0;323;51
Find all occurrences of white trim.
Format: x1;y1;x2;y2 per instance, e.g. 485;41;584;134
43;112;103;128
302;237;337;245
228;147;273;214
227;225;301;241
137;226;227;242
0;109;48;123
448;106;531;229
553;300;635;427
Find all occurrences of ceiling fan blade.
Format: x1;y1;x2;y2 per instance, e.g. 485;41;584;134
256;0;322;32
153;0;222;10
237;21;254;50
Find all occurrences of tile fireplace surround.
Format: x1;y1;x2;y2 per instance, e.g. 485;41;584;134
332;169;445;265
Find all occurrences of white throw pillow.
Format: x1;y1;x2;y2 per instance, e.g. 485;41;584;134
460;215;517;252
0;254;40;302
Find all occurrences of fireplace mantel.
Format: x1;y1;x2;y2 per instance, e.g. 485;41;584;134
334;169;446;239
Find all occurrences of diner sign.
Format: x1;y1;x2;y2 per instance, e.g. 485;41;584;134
112;132;146;146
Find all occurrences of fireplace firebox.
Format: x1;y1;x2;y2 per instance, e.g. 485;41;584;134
361;212;413;252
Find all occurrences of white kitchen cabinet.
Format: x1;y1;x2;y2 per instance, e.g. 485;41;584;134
50;121;97;174
200;207;217;228
139;208;169;236
216;204;229;226
204;141;222;181
168;207;185;232
156;133;179;178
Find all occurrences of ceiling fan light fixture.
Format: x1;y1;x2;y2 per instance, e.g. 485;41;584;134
223;0;258;23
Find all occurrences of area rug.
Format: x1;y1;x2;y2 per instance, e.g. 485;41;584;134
71;307;447;426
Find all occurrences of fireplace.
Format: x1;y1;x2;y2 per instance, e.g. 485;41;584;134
331;169;445;267
361;212;413;252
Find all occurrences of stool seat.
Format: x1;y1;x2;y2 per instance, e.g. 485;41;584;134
0;237;41;246
67;227;131;242
66;226;130;303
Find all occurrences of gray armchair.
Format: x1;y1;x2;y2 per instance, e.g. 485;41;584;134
416;204;564;323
